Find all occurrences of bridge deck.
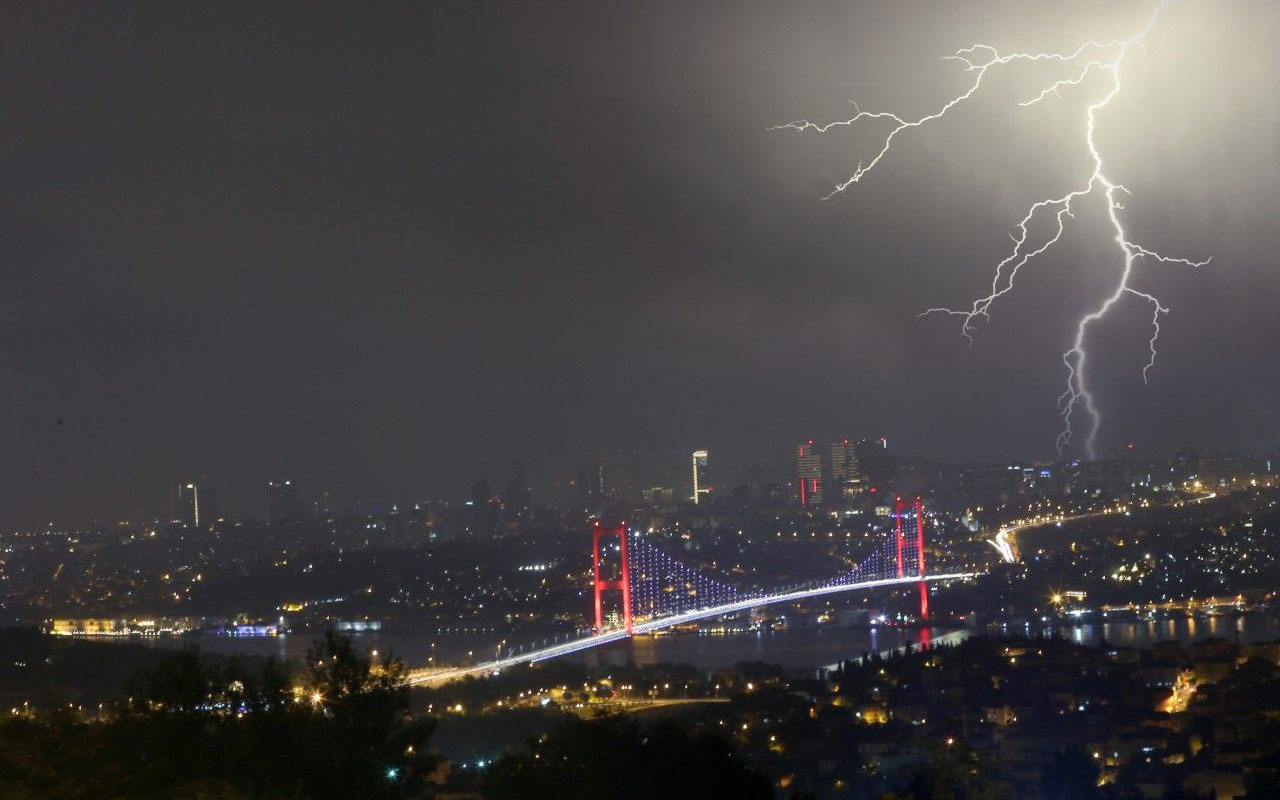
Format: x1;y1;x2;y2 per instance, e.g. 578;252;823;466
406;572;973;686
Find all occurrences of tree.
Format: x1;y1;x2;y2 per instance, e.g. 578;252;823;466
484;716;774;800
1039;746;1100;800
0;634;437;799
296;632;438;798
879;742;1010;800
140;644;208;712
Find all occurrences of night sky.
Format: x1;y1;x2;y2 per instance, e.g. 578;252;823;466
1;1;1276;525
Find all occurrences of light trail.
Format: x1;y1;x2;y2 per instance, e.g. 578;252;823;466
986;490;1219;564
775;1;1209;459
987;509;1113;565
404;571;974;686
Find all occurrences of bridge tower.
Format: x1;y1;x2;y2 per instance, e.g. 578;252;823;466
895;495;928;621
592;521;632;635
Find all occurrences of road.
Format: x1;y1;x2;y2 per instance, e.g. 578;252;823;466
561;697;731;718
987;491;1218;564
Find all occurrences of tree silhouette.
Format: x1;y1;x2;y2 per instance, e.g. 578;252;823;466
0;634;437;799
484;716;773;800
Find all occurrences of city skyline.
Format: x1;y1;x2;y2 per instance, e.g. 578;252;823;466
38;436;1253;531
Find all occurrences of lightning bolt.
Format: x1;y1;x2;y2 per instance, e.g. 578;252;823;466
775;1;1209;460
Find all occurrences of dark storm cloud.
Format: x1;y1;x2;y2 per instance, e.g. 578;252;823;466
0;1;1275;525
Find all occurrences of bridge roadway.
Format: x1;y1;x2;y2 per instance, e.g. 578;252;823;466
406;571;974;686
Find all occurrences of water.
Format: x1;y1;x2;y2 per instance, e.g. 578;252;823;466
130;625;942;671
113;613;1280;673
1053;612;1280;649
574;626;942;671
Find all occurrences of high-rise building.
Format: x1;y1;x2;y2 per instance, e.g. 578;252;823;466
853;436;891;489
468;477;498;536
796;440;823;505
691;450;710;504
171;481;201;526
831;439;863;498
267;479;302;523
470;477;493;507
505;459;531;514
577;460;608;510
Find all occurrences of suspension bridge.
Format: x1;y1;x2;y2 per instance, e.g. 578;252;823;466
407;496;973;686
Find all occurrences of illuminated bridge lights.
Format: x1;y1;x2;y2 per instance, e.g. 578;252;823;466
408;500;967;686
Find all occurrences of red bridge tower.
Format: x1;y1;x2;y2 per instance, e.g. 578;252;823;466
592;521;632;635
894;495;929;621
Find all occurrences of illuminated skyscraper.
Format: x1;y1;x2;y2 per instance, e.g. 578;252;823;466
796;440;823;505
691;450;709;504
267;479;302;523
171;481;201;526
831;439;862;498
